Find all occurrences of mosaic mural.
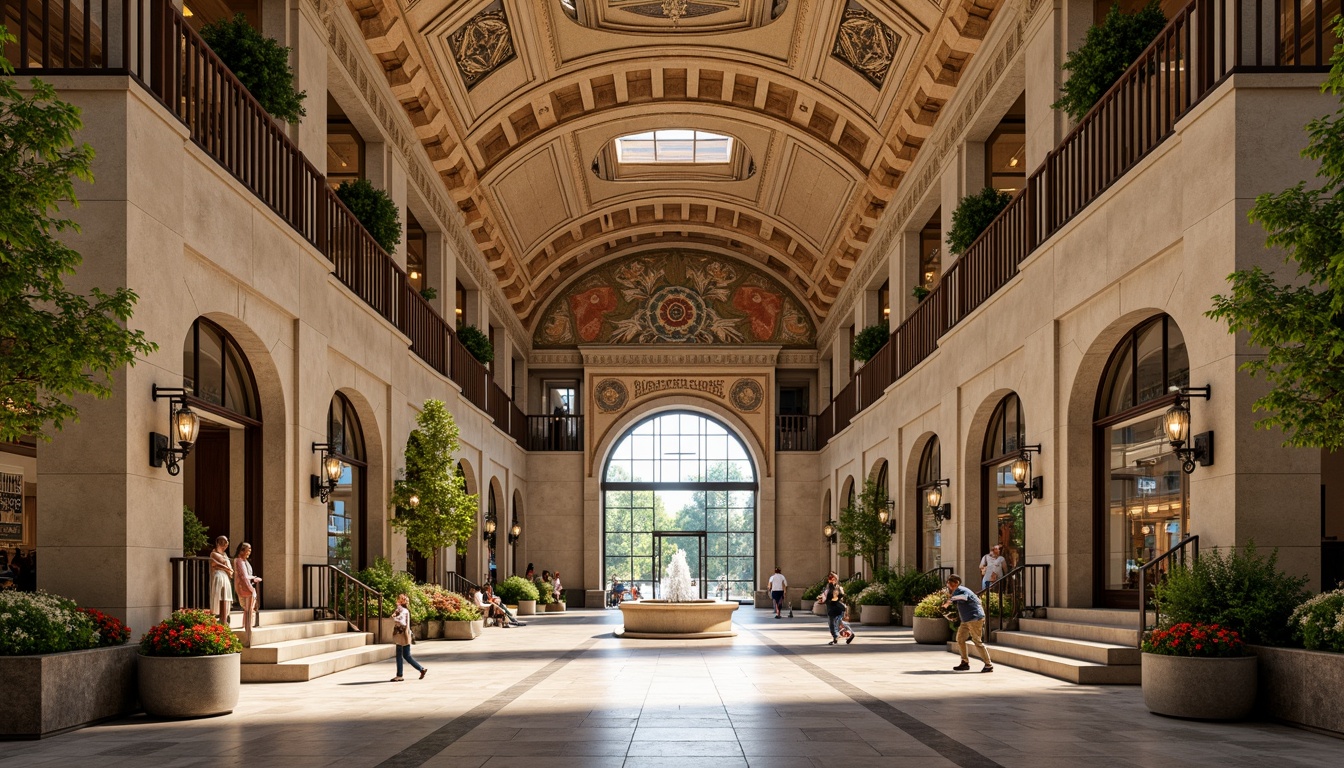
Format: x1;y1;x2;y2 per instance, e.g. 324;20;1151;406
831;1;899;88
448;1;516;90
534;252;815;348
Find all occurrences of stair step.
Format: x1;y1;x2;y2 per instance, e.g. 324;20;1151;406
1044;607;1138;628
227;608;314;629
241;644;396;683
996;631;1141;665
1017;617;1140;646
945;641;1140;685
236;620;351;646
242;632;373;664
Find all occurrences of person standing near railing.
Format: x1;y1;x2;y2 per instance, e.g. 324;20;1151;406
979;545;1006;592
209;536;234;624
944;575;993;673
233;542;261;647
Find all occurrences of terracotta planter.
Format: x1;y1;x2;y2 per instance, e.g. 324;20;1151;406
441;620;483;640
516;600;536;616
912;617;952;645
0;645;139;738
427;620;444;639
546;602;566;612
859;605;892;625
138;653;240;718
1142;653;1257;721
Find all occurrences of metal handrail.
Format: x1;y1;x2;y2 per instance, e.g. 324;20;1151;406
1136;534;1199;647
171;555;263;611
924;566;953;584
975;563;1050;631
444;572;482;600
302;563;384;643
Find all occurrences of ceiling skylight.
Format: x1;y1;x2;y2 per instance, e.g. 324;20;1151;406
614;130;734;164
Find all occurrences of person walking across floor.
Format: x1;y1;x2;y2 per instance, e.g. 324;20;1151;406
390;593;427;681
979;545;1007;591
208;536;233;624
816;572;854;645
232;542;261;646
944;574;993;673
767;567;789;619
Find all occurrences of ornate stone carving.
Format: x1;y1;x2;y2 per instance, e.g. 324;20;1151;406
594;379;630;412
448;3;517;90
579;345;782;367
730;378;765;412
831;2;899;88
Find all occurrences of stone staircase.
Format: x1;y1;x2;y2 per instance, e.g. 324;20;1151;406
947;607;1141;684
229;609;394;682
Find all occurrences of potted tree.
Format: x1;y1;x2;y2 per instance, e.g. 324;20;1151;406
912;591;954;644
1141;623;1256;720
856;584;892;625
836;480;892;588
138;609;242;718
497;576;539;616
850;322;889;367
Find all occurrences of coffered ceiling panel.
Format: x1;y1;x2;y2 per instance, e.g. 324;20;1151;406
346;0;1007;335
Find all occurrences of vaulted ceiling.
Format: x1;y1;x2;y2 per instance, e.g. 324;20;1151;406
345;0;1005;334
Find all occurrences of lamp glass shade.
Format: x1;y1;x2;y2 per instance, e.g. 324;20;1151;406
822;523;835;538
324;455;344;482
510;523;522;538
408;494;420;509
877;508;890;525
1164;404;1190;443
484;518;497;534
174;406;201;445
925;485;942;509
1011;457;1030;484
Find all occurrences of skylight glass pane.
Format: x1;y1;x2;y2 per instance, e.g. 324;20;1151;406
657;140;695;162
695;138;731;163
616;140;656;163
613;129;736;165
658;129;695;141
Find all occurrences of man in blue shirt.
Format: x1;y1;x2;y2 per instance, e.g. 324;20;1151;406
943;574;994;672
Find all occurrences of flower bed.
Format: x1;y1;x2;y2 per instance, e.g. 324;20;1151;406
139;610;242;718
1141;623;1256;720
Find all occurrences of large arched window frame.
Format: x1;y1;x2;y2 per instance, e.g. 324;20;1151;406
1093;314;1190;607
326;393;366;572
602;412;758;600
982;394;1026;571
915;439;942;571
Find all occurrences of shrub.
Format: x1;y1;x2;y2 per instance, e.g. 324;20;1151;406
355;557;417;618
914;590;951;620
78;607;131;647
456;324;494;365
850;322;889;363
421;584;468;621
855;583;891;607
946;187;1012;255
139;609;242;657
1141;622;1248;658
495;575;540;605
199;15;307;124
841;576;868;594
884;567;942;607
982;590;1017;618
420;287;438;301
1152;542;1310;647
444;605;482;622
0;591;99;655
336;179;402;254
1290;588;1344;652
801;579;826;602
183;505;209;556
534;578;555;605
1053;2;1167;122
912;285;931;301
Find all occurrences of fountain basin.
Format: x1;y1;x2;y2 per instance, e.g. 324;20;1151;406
616;599;740;639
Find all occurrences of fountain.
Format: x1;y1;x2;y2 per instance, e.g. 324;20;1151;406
615;550;739;639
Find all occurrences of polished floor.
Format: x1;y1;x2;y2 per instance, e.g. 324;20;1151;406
8;609;1342;767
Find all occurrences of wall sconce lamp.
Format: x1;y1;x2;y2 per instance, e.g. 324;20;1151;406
1164;385;1214;474
876;498;896;532
310;443;345;504
1010;444;1044;505
508;517;522;546
483;514;498;546
925;479;952;525
822;519;837;543
407;493;420;509
149;385;201;476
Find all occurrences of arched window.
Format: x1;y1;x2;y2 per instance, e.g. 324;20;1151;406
982;394;1026;570
326;393;366;572
874;461;890;570
183;318;258;419
603;412;757;600
487;482;499;584
916;439;942;571
1095;315;1190;607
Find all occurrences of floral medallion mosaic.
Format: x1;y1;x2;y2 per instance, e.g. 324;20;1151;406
534;251;815;348
594;379;630;412
729;378;765;412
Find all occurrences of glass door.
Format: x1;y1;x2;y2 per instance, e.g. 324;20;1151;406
654;532;707;599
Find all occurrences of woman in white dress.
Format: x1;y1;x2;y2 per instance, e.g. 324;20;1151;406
551;571;562;604
209;536;234;624
232;542;261;646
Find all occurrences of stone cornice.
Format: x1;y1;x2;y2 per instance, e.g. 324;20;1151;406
579;345;784;368
308;0;530;351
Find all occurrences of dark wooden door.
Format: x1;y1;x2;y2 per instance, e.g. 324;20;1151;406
191;427;231;554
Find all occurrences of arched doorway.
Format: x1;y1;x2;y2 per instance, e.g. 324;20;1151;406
915;439;942;571
326;392;367;573
840;476;856;578
602;412;758;601
180;318;262;567
873;461;890;570
454;462;471;577
487;481;499;585
1094;314;1190;608
981;394;1026;570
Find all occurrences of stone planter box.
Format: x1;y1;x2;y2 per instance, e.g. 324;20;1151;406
516;600;536;616
1252;644;1344;735
427;620;444;639
859;605;892;625
0;645;139;739
442;620;483;640
1141;653;1257;721
546;602;566;612
899;605;914;626
377;617;396;642
812;602;826;617
139;653;241;718
913;617;952;645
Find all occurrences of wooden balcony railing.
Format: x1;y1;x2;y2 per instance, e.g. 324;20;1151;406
775;415;816;451
809;0;1332;448
527;415;583;451
4;0;535;444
